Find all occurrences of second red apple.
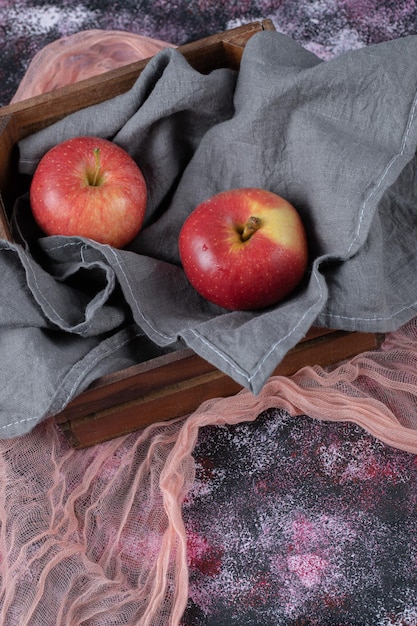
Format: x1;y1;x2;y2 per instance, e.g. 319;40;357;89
178;188;309;310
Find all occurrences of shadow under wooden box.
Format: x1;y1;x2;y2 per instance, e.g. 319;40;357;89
0;20;382;448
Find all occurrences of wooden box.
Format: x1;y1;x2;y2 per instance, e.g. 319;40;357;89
0;21;381;448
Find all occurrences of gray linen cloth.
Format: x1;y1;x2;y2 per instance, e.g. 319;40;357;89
1;29;417;437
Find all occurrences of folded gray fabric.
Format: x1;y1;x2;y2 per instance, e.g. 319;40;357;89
2;29;417;437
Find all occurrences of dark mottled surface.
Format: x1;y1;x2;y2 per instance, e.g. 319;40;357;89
1;0;417;105
2;2;417;624
182;410;417;624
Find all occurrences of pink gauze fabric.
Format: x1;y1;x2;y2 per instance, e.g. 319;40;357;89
10;29;176;102
5;30;417;625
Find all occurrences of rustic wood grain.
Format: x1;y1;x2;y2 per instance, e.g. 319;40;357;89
55;330;382;449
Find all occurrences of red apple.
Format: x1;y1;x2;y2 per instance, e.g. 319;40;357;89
30;136;147;248
178;187;308;310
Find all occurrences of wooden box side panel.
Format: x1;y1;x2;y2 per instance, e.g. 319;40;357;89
56;330;382;448
55;327;337;422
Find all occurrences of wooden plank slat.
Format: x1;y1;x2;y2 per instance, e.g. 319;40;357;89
55;330;382;449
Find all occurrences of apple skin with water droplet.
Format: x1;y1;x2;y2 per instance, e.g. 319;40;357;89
30;136;147;248
178;187;309;311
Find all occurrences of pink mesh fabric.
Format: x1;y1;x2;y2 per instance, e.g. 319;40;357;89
0;417;192;625
10;29;175;102
5;30;417;625
281;319;417;454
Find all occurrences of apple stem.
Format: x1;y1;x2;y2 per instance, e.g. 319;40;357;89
241;216;262;242
91;148;101;187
